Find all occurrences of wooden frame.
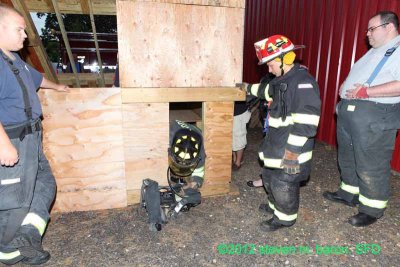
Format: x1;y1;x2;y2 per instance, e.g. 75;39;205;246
25;0;246;212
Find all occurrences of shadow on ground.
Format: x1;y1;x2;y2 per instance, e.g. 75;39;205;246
6;128;400;266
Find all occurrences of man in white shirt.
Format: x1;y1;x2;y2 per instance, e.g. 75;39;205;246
324;11;400;227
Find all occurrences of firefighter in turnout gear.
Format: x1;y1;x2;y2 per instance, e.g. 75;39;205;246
0;4;69;265
168;120;205;213
238;35;321;231
140;120;205;231
323;11;400;227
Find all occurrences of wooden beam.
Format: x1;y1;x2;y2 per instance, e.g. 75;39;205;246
24;0;245;15
121;87;246;103
11;0;58;82
57;73;115;87
88;0;105;87
50;0;81;87
117;0;245;8
25;0;115;15
80;0;90;15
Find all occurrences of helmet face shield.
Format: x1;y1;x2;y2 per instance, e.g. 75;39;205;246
168;129;202;177
168;154;200;178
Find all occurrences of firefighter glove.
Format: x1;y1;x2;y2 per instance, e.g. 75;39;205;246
235;82;250;94
281;149;300;175
355;86;369;98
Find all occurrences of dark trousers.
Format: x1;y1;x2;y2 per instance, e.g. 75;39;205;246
0;128;56;258
337;99;400;218
262;168;300;225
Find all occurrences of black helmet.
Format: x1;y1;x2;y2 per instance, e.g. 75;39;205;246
168;128;202;177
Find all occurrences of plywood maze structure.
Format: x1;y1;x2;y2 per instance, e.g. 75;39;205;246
19;0;246;212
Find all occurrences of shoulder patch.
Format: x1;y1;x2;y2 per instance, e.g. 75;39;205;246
298;83;313;89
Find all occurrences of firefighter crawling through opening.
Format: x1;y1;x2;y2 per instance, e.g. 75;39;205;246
140;120;206;231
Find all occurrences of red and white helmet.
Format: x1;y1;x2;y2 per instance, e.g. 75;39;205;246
254;34;305;65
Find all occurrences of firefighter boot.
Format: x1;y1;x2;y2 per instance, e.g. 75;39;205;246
348;212;377;227
9;226;50;265
260;218;294;232
258;203;274;214
323;191;359;207
21;250;50;265
0;250;25;265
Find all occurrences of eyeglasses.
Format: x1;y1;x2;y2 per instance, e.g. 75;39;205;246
365;23;389;33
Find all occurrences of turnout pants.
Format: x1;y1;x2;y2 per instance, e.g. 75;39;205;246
336;99;400;218
0;122;56;264
262;168;300;226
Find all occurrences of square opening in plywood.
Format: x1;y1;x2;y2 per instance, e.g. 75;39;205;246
169;102;203;130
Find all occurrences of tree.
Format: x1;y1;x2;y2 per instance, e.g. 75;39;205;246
37;13;117;62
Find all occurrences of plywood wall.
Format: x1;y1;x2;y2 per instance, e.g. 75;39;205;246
117;0;244;88
117;0;245;204
25;0;245;14
38;0;245;212
39;88;127;212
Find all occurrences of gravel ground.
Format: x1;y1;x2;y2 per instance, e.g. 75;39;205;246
5;127;400;267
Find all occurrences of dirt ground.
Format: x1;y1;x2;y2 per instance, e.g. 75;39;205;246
6;127;400;267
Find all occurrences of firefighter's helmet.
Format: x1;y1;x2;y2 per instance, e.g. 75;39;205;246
168;128;202;177
254;34;305;65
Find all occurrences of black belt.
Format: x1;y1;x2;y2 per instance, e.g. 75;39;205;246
4;120;42;141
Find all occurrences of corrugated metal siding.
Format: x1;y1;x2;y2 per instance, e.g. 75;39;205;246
243;0;400;171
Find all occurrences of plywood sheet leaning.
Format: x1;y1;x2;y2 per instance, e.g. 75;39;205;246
39;88;127;212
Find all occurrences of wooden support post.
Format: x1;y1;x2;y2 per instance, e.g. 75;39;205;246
88;0;105;87
80;0;90;14
202;101;235;187
50;0;81;87
11;0;58;82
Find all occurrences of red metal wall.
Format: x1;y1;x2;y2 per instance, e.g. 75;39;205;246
243;0;400;171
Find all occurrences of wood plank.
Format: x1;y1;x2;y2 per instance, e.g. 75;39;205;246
25;0;117;15
200;183;239;197
57;73;115;87
128;0;245;8
122;103;169;192
53;189;127;212
122;87;246;103
203;101;234;185
50;0;81;87
80;0;90;14
25;0;245;15
88;0;106;87
11;0;58;82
